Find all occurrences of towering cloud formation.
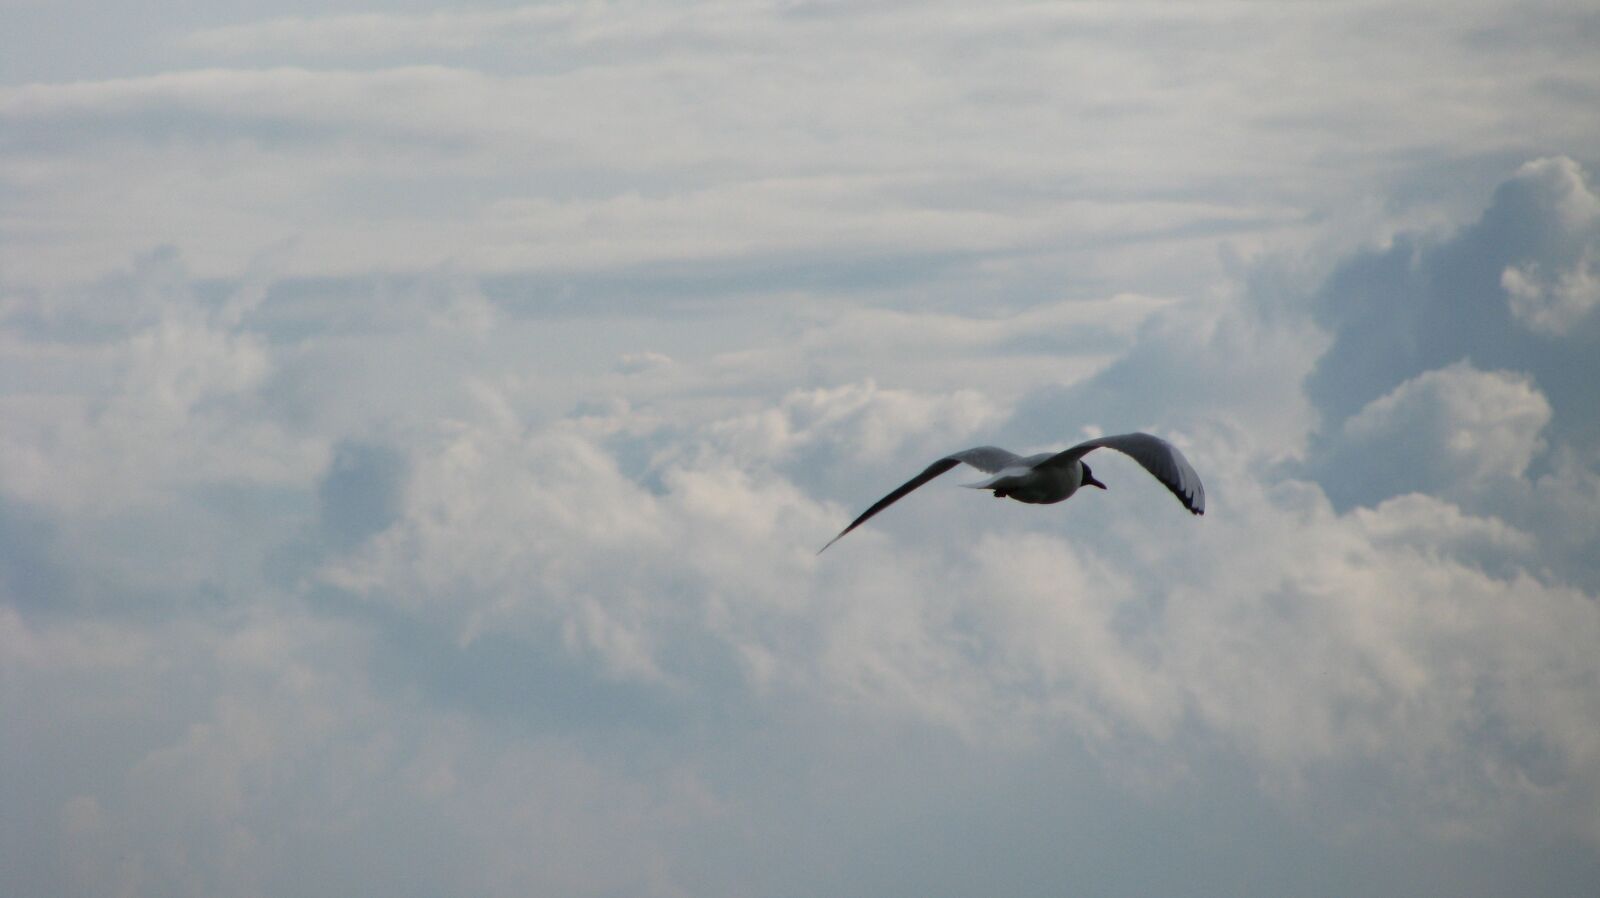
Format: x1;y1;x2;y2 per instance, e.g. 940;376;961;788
1308;157;1600;451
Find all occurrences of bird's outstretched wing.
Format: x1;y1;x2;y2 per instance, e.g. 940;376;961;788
818;446;1020;553
1040;432;1205;515
946;446;1024;473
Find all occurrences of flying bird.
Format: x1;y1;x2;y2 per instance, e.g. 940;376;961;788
818;432;1204;553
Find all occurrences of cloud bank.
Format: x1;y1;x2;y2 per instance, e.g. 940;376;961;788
4;2;1600;896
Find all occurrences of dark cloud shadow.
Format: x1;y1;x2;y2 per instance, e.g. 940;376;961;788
304;582;734;739
265;439;407;587
0;499;70;612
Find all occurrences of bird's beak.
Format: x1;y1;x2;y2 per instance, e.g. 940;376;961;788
1085;474;1107;490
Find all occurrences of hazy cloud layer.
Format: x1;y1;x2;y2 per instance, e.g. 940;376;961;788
5;3;1600;897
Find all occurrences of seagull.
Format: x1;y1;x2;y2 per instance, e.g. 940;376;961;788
818;432;1204;553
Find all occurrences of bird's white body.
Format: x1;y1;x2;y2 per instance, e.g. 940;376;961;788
963;457;1084;504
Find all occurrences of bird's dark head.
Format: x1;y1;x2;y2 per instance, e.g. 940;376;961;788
1081;463;1107;490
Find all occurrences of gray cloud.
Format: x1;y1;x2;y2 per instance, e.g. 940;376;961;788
7;2;1598;292
0;500;69;612
314;441;406;550
1296;158;1600;590
1307;157;1600;450
1005;289;1324;458
6;3;1600;896
8;235;1600;898
1311;362;1553;509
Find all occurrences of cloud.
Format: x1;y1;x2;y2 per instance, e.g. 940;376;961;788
313;441;407;550
300;358;1600;861
10;2;1598;290
7;262;1600;898
1311;362;1552;508
1496;157;1600;337
7;2;1600;895
179;8;581;59
2;603;726;898
1307;156;1600;450
1007;288;1325;458
1503;246;1600;336
1298;157;1600;590
0;249;324;516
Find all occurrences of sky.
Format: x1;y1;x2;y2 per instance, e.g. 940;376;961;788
3;1;1600;895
